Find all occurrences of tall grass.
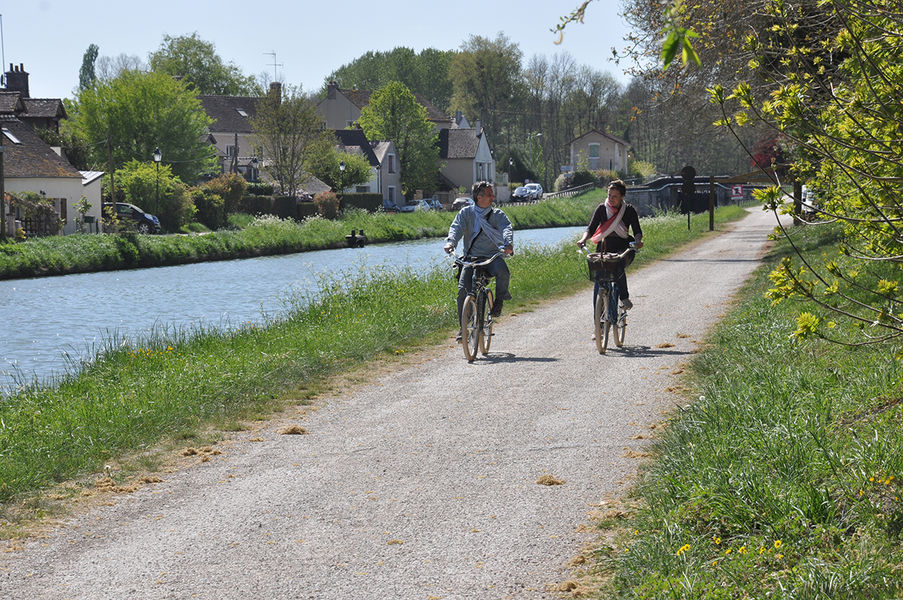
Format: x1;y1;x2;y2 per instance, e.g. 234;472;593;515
603;222;903;598
0;204;746;510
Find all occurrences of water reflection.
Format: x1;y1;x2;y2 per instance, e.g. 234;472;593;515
0;226;583;391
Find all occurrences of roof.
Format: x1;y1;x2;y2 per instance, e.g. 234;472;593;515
333;129;379;166
198;95;260;133
438;128;480;160
1;118;82;179
0;92;65;120
81;171;105;185
568;128;631;148
371;140;393;163
337;87;450;124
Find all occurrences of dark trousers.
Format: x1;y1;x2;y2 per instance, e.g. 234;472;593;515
456;257;511;323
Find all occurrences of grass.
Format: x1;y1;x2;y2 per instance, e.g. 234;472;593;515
592;221;903;598
0;196;602;280
0;197;747;526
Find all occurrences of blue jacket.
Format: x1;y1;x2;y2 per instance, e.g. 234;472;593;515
446;205;514;257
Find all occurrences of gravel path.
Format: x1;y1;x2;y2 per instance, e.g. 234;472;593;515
1;208;778;600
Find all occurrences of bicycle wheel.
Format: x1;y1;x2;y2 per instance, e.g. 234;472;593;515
594;289;610;354
461;295;480;362
615;308;627;347
479;288;494;355
609;283;623;348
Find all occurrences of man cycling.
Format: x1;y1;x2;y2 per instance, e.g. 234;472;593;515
444;181;514;341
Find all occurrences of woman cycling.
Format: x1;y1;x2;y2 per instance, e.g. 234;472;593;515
576;179;643;309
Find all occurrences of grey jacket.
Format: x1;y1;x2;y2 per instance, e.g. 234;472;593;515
446;205;514;257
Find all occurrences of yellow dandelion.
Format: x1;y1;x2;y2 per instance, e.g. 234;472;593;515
776;553;783;559
774;540;782;549
712;536;721;545
712;560;718;567
676;543;691;556
634;529;639;536
870;476;875;482
859;489;865;496
739;546;747;554
759;546;766;554
725;548;732;555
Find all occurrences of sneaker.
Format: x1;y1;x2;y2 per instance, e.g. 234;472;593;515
455;333;462;343
490;299;503;317
620;298;633;310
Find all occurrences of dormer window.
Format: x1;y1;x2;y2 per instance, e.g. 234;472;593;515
236;108;248;117
2;128;22;144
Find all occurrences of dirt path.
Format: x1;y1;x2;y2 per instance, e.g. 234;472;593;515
0;208;779;600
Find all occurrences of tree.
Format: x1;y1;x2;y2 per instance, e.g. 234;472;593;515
67;70;216;184
251;85;334;197
95;53;146;81
309;150;372;193
149;33;260;96
78;44;99;91
357;81;440;198
449;33;523;146
325;47;456;113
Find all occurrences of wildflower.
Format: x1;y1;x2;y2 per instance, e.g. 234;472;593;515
759;546;766;554
634;530;639;536
776;553;783;559
676;543;691;556
712;560;718;567
774;540;782;549
859;489;865;497
725;548;732;555
739;546;747;554
712;536;721;545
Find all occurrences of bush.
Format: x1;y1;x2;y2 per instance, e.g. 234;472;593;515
571;170;596;187
202;173;247;215
314;191;340;219
297;202;318;220
191;188;225;230
340;193;382;212
240;195;273;215
156;182;196;232
246;182;274;196
116;159;179;220
554;174;570;192
272;196;298;220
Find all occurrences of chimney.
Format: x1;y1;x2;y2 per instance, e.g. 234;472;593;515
327;81;338;100
5;63;30;98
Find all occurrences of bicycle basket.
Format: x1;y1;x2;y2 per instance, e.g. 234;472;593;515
586;252;624;281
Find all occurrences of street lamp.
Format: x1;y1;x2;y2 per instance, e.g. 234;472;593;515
250;156;259;182
153;147;162;215
338;160;345;192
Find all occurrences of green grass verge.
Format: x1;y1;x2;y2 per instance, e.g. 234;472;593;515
0;195;603;280
0;202;746;516
599;221;903;598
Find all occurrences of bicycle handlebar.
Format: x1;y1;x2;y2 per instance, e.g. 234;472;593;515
452;251;509;267
577;241;639;258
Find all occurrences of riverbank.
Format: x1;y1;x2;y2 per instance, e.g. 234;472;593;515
589;219;903;597
0;195;600;280
0;205;747;523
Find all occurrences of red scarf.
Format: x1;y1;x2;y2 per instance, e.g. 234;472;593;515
590;201;627;245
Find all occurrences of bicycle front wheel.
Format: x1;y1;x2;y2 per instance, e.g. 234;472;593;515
594;290;610;354
479;289;494;355
615;308;627;347
462;295;480;362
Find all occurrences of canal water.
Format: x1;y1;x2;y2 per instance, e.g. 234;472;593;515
0;226;584;392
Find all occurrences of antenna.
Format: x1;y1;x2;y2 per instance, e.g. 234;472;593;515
264;51;282;82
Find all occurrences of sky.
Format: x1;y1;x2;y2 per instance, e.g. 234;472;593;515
2;0;633;101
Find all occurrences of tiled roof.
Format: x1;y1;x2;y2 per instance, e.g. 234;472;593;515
1;119;82;178
0;92;65;120
333;129;379;166
0;92;24;114
198;95;260;133
438;128;480;160
568;128;631;147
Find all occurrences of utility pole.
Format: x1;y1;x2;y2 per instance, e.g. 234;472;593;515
107;134;115;233
0;131;5;239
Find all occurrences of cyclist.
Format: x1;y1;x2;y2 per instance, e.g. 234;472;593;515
576;179;643;309
444;181;514;340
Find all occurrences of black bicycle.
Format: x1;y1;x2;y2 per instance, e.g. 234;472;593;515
579;243;637;354
454;252;506;362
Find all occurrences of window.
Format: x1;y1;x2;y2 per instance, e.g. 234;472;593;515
225;145;236;157
59;198;67;223
588;143;600;159
388;186;396;202
2;128;22;144
356;185;369;193
387;154;396;173
236;108;248;117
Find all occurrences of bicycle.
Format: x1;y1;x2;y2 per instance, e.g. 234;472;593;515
453;252;506;362
578;242;638;354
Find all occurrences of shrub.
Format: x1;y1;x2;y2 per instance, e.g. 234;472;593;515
202;173;247;215
246;182;274;196
314;191;340;219
240;195;273;215
340;193;382;212
571;170;596;187
272;196;298;220
554;173;571;192
191;188;225;230
156;182;196;232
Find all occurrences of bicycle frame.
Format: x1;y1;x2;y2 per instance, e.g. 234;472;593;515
579;243;636;353
453;252;506;362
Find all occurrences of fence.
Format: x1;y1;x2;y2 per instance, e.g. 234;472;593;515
544;181;596;200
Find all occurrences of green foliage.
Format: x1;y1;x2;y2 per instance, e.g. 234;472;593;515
68;70;216;184
148;33;260;95
628;159;657;181
34;127;93;171
201;173;248;215
190;188;225;230
116;159;179;216
358;81;440;198
323;47;456;113
251;85;334;197
246;182;274;196
156;182;196;232
309;150;371;192
78;43;99;91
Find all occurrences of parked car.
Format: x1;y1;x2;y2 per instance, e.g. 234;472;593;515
103;202;161;233
382;200;399;212
523;183;544;200
398;203;416;213
415;198;442;211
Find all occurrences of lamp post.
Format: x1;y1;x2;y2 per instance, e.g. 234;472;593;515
153;147;162;215
338;160;346;192
250;157;258;182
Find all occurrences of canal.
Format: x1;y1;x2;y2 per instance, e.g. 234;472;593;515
0;227;584;392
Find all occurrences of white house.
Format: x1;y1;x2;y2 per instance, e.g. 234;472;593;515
567;128;631;174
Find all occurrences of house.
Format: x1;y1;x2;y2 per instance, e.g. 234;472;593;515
1;118;103;236
0;64;67;133
371;140;401;206
197;83;284;182
437;125;501;202
332;128;401;205
567;128;630;174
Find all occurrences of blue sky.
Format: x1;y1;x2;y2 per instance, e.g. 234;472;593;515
3;0;632;100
